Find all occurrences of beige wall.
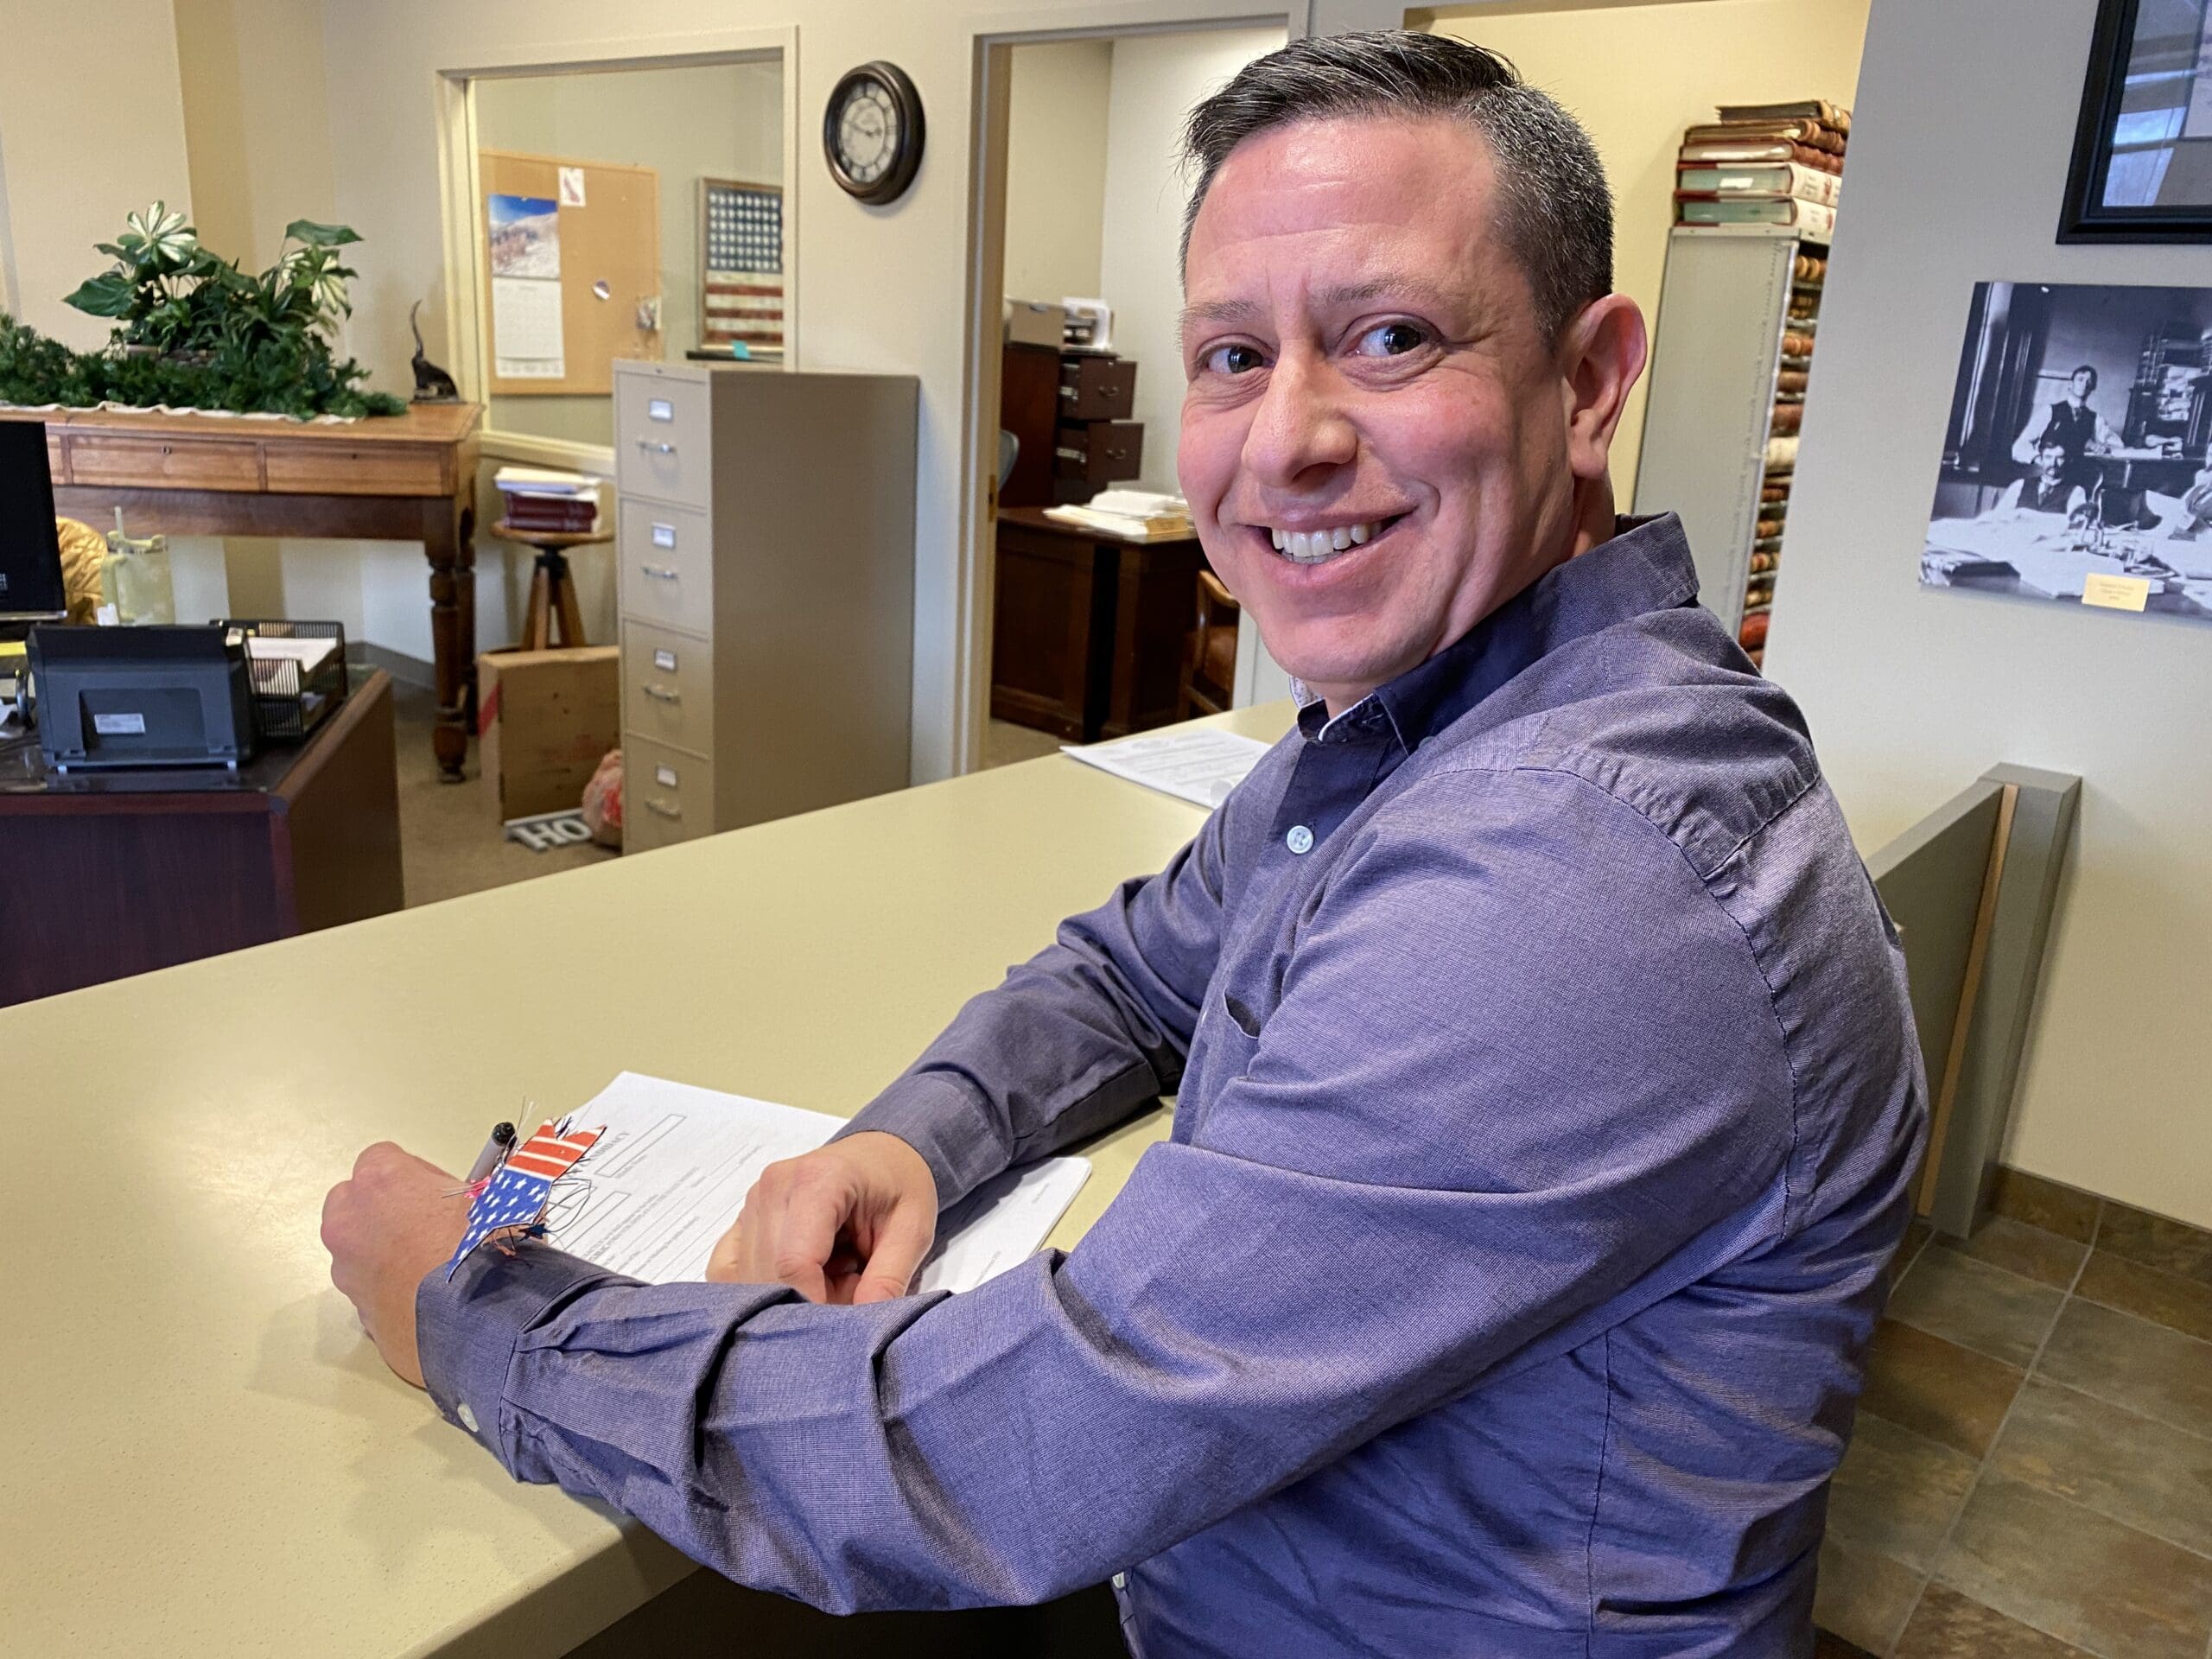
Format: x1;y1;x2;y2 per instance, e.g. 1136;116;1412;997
1003;41;1111;308
475;59;785;450
1426;0;1872;500
1099;26;1289;496
315;2;1303;783
1765;0;2212;1230
172;0;351;627
0;0;195;347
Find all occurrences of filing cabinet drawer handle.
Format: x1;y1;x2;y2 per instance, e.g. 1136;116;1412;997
639;563;680;581
634;438;677;454
644;797;683;819
643;683;681;703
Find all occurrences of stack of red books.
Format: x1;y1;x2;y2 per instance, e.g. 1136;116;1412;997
494;467;601;535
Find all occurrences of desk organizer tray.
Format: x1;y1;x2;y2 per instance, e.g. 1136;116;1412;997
219;619;348;741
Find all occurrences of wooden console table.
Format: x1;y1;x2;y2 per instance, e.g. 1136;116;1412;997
0;403;482;779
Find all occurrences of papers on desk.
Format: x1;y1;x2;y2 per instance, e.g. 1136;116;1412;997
245;634;339;673
544;1072;1090;1295
1062;728;1271;809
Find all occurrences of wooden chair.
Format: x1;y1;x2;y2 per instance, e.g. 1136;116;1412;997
1178;569;1240;719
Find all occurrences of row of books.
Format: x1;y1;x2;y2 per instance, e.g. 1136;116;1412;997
1675;99;1850;241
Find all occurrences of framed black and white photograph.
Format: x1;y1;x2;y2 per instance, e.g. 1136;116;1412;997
1923;280;2212;621
2062;0;2212;239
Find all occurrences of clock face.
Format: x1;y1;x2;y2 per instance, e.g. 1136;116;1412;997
834;78;900;187
823;62;925;204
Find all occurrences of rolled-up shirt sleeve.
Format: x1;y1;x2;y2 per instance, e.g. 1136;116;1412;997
830;771;1245;1208
416;766;1805;1614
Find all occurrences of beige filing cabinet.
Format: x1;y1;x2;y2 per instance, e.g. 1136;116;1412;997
613;360;918;851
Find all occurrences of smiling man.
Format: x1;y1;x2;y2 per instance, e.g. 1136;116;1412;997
324;32;1924;1656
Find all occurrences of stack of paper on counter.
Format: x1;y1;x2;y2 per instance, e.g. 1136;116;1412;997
543;1072;1090;1296
1063;728;1272;809
1046;489;1195;541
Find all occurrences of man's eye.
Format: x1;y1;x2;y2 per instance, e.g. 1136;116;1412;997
1352;321;1428;358
1202;342;1265;375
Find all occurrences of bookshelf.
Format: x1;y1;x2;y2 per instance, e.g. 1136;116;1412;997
1631;225;1828;670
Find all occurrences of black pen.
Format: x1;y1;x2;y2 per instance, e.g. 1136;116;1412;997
465;1121;517;1185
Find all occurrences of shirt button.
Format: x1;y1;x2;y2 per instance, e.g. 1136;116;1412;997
457;1402;480;1435
1286;824;1314;855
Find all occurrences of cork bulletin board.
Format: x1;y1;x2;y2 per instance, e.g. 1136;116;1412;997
479;148;663;396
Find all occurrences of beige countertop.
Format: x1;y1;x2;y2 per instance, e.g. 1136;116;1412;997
0;703;1294;1658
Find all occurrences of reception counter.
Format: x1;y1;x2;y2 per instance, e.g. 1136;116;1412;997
1;702;1294;1658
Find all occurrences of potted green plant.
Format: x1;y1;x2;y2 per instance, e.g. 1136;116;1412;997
0;203;404;419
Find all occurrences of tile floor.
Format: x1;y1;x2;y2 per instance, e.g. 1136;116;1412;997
1815;1168;2212;1659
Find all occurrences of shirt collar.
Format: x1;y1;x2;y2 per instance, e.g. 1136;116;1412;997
1294;513;1701;751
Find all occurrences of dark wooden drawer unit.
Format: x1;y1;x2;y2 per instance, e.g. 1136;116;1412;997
1054;420;1143;488
991;515;1115;741
990;507;1210;743
998;342;1062;508
1058;354;1136;422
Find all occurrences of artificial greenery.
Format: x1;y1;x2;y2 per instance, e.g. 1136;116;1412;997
0;204;404;419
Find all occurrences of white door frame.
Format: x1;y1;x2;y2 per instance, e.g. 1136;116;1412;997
429;28;801;478
952;6;1301;774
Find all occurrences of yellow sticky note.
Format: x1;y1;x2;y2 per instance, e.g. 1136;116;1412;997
2081;572;2151;612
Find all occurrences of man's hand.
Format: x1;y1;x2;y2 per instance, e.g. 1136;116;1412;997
321;1143;472;1389
707;1131;937;1304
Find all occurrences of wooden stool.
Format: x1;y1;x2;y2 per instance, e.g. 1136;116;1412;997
497;520;613;652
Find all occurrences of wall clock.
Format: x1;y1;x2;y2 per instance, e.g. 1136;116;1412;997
823;61;925;206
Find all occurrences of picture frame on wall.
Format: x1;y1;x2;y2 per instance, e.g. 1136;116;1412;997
695;177;785;359
1921;279;2212;623
2061;0;2212;241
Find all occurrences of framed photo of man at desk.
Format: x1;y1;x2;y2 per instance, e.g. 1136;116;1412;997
2062;0;2212;240
1923;279;2212;623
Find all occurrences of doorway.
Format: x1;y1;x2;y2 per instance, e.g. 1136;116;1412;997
965;21;1288;772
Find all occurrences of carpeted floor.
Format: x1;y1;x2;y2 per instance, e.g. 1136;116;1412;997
395;677;1059;911
391;676;613;909
983;717;1062;769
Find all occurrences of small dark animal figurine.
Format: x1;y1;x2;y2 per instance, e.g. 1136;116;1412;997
410;302;461;404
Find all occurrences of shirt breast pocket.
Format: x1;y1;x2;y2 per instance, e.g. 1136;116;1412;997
1204;988;1267;1091
1220;989;1264;1039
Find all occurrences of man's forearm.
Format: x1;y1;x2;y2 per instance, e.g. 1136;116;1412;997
832;804;1239;1208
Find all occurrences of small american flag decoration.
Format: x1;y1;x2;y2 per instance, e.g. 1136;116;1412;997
699;177;784;356
444;1117;604;1279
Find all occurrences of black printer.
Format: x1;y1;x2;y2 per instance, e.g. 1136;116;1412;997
28;624;257;770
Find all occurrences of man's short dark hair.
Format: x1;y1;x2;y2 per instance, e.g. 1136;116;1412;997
1179;29;1613;346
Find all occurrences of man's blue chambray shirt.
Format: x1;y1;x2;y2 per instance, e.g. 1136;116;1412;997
417;512;1926;1658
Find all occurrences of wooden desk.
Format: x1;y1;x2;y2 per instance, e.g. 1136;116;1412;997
0;668;404;1006
991;506;1211;742
0;700;1294;1659
0;404;483;779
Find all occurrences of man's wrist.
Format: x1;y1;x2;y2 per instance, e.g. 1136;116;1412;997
416;1243;632;1465
833;1072;1008;1209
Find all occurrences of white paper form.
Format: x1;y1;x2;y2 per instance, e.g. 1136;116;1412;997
1061;729;1272;810
542;1072;1090;1295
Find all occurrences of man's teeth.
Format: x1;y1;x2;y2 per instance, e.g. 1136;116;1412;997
1267;521;1384;563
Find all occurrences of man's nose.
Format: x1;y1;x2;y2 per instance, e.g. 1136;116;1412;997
1239;353;1357;487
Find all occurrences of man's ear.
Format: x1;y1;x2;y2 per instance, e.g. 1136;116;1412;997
1557;295;1649;485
